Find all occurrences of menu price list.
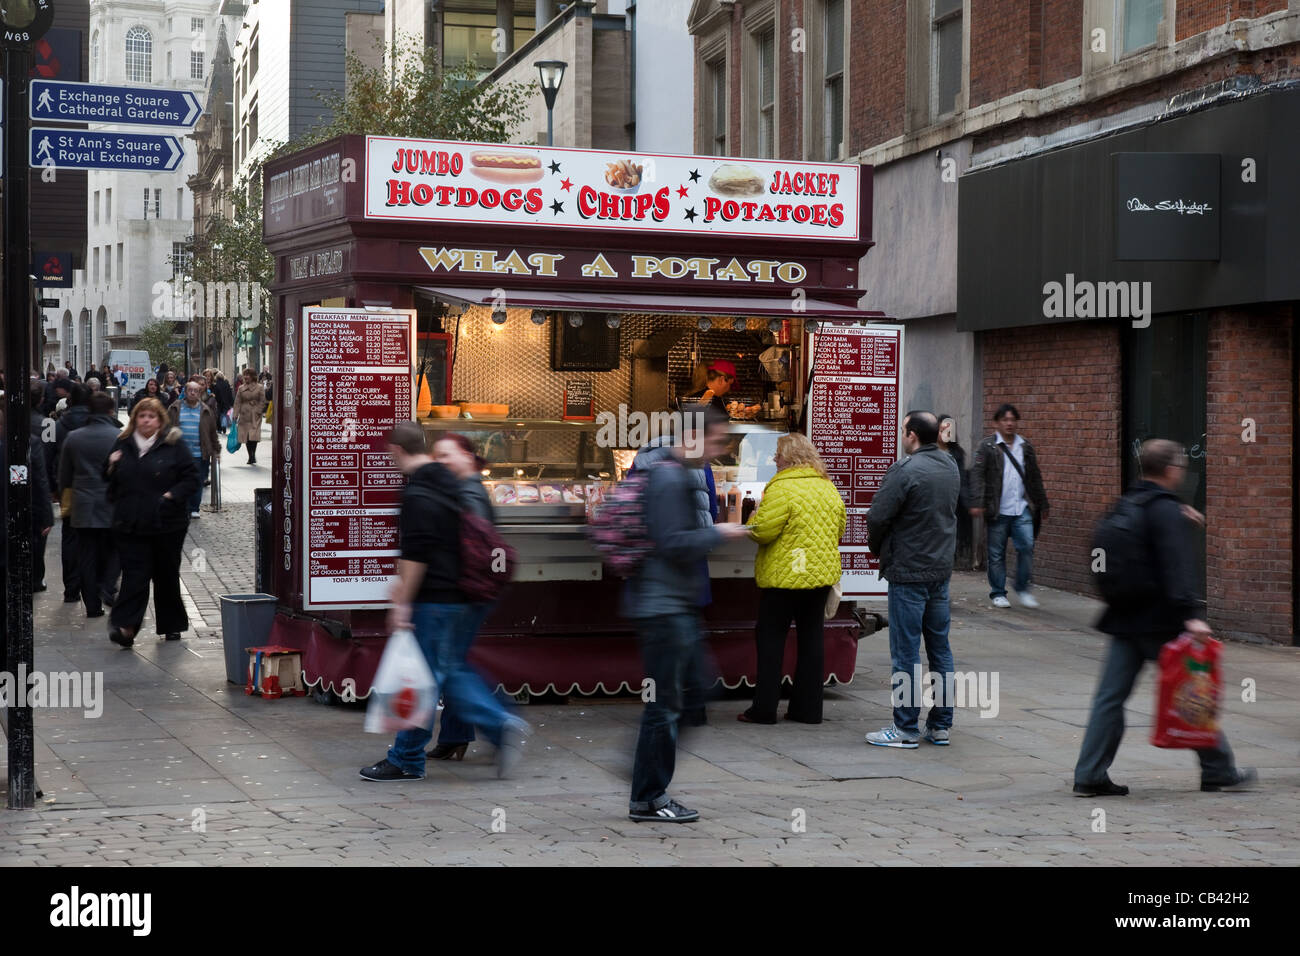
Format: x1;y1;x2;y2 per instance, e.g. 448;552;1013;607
813;327;899;378
303;309;414;608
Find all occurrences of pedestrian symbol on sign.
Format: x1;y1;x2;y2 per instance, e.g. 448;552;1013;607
35;135;52;161
35;87;51;112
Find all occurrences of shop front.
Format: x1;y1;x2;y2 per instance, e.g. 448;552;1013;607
958;85;1300;644
262;134;897;696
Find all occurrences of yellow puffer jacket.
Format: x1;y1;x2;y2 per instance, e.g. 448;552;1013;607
746;466;847;590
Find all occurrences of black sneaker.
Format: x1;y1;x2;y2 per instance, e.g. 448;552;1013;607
1201;767;1258;792
1073;777;1129;796
359;759;424;782
629;799;700;823
108;626;134;648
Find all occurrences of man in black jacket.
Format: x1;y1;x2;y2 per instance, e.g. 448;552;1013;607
1073;439;1256;796
360;422;528;783
970;403;1049;609
865;410;961;748
54;383;92;603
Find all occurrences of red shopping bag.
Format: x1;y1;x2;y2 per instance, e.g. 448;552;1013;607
1151;633;1222;749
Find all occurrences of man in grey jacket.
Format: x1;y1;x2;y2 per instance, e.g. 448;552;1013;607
58;392;122;617
625;406;748;822
865;410;961;748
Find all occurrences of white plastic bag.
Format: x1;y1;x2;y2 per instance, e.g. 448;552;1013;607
364;628;437;734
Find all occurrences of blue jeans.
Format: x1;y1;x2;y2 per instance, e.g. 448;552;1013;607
386;602;514;775
189;457;208;513
435;601;493;745
886;580;955;735
987;510;1034;598
629;612;699;812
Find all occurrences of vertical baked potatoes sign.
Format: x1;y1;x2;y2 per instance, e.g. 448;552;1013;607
364;136;861;241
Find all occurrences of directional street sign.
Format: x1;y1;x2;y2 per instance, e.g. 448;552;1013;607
30;79;202;129
30;127;184;171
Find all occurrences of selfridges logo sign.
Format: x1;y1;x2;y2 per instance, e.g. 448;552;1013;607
1124;197;1214;216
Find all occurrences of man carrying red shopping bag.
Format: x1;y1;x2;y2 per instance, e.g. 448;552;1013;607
360;422;529;782
1073;439;1256;797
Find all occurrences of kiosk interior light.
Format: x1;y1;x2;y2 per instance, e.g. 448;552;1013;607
567;312;585;328
530;309;547;325
605;314;622;329
767;318;783;333
732;317;748;332
697;316;712;332
806;320;820;332
491;307;508;325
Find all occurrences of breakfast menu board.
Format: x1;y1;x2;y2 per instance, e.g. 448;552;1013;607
807;325;904;599
302;307;416;609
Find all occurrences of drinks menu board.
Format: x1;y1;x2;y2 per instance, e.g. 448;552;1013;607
302;308;416;609
807;325;904;598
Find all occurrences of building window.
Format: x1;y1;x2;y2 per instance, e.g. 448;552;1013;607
709;59;727;155
442;10;536;78
93;190;100;225
142;188;149;218
249;98;258;144
177;188;184;219
93;247;100;284
104;244;111;283
824;0;845;161
154;188;162;219
249;32;258;77
191;16;204;34
125;26;152;83
931;0;962;118
90;30;99;81
99;307;108;342
105;188;111;219
191;50;205;80
172;242;192;277
117;244;123;279
757;30;776;159
1121;0;1163;52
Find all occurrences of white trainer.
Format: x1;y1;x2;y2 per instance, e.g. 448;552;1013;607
991;596;1011;608
1017;591;1040;609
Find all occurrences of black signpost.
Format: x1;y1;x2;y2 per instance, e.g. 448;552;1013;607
3;0;55;811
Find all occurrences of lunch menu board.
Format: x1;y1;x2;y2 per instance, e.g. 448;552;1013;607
302;307;416;609
807;325;904;599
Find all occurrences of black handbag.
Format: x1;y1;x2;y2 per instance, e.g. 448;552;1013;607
998;443;1041;539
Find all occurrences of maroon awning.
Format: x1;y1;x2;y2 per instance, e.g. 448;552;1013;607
415;285;889;321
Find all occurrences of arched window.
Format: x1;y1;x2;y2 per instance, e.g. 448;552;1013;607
90;30;100;81
125;26;152;83
80;309;93;366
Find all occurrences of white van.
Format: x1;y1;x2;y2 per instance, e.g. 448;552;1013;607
105;349;151;404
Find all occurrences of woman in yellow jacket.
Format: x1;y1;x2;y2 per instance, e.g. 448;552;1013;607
739;433;847;724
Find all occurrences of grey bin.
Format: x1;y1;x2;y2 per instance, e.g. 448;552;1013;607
219;594;279;685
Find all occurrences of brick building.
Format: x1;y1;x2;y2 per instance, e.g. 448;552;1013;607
687;0;1300;643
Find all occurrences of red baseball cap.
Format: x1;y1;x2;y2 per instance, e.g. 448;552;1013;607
709;359;737;378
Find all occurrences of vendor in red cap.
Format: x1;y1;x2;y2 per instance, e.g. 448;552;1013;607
684;358;736;414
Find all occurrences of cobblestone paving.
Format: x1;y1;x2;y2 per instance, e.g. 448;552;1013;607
3;425;1298;865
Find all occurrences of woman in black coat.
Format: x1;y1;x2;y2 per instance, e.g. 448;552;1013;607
103;397;199;647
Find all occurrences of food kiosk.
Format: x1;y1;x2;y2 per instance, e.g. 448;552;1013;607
262;135;894;698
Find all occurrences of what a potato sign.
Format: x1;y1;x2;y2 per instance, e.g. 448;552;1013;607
364;136;860;242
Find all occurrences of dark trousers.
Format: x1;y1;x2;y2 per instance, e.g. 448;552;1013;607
111;529;188;636
31;530;47;588
630;612;699;812
749;586;829;723
189;458;209;513
76;528;118;616
1075;634;1236;786
246;440;259;463
60;518;81;598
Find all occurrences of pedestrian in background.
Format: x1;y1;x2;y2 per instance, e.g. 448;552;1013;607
22;387;56;593
168;380;219;518
233;369;265;465
424;432;504;761
865;410;961;749
130;378;161;412
739;433;846;725
159;369;181;407
103;398;199;647
58;392;122;618
624;406;748;822
207;369;235;433
54;383;92;604
970;403;1049;609
361;423;530;782
937;414;972;564
1073;439;1256;796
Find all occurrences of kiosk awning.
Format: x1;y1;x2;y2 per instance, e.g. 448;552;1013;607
416;285;888;321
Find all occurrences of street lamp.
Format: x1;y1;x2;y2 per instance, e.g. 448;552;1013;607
534;60;567;147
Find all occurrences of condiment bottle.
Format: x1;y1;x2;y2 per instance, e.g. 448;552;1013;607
716;487;728;522
741;491;757;524
727;485;742;522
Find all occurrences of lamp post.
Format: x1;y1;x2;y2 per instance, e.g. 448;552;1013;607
534;59;567;147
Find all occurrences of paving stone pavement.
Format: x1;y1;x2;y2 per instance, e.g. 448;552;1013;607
3;429;1298;865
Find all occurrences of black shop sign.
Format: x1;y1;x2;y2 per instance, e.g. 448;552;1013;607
1113;153;1220;261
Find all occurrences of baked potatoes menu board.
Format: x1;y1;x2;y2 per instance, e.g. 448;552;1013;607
808;324;904;599
302;308;416;609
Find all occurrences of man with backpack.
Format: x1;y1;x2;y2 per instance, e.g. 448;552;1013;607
620;406;748;822
1074;439;1256;796
970;403;1049;608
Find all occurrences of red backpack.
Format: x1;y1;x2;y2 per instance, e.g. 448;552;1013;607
586;457;679;577
459;510;516;603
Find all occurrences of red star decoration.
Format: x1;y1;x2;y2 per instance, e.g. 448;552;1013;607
560;178;574;191
677;185;689;198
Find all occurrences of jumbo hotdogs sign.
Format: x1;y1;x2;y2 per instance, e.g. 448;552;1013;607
364;136;861;242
